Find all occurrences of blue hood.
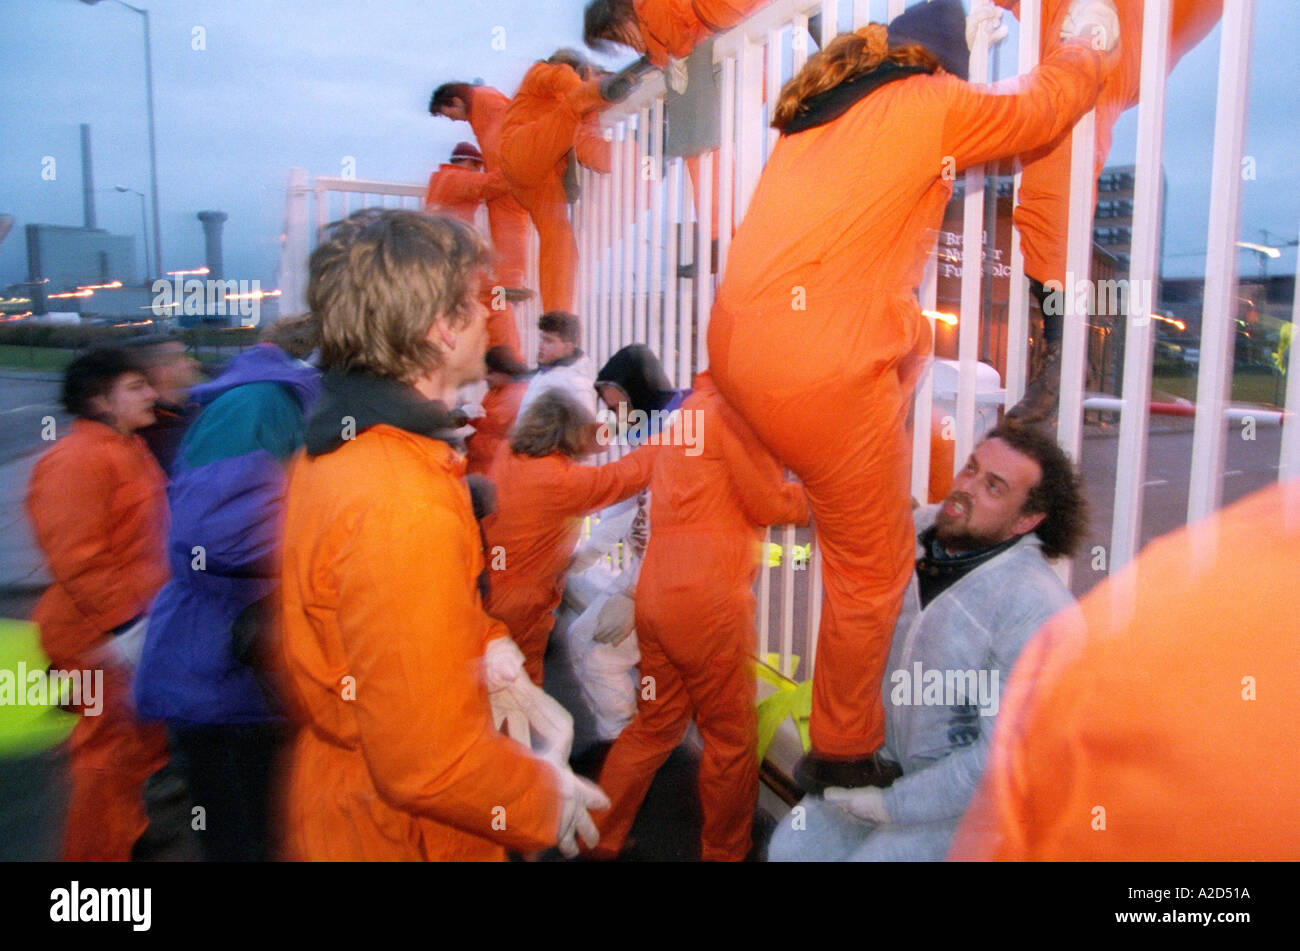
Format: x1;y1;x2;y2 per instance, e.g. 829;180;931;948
190;343;320;412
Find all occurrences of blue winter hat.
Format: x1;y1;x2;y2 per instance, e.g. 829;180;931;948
888;0;971;81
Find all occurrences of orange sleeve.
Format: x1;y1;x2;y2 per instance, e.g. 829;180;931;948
575;114;612;174
554;446;657;515
714;402;809;526
442;168;511;205
331;481;561;852
26;448;154;639
941;40;1108;172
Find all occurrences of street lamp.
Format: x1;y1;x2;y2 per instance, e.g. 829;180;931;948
114;186;150;282
80;0;162;279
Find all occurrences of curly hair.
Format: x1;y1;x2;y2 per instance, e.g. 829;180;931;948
509;389;596;459
772;24;941;132
985;423;1089;560
308;208;488;381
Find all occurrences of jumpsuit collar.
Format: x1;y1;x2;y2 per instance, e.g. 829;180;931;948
780;62;930;136
303;370;467;457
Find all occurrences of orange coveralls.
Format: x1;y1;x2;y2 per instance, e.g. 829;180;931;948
483;445;656;686
950;479;1300;861
592;374;808;861
466;380;525;476
26;419;169;862
707;41;1109;759
995;0;1222;286
466;286;527;475
497;63;612;312
278;425;562;860
633;0;770;66
466;86;533;290
423;163;510;224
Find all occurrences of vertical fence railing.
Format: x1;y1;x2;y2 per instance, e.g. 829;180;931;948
1110;0;1172;575
278;170;541;357
278;0;1269;690
1188;0;1256;527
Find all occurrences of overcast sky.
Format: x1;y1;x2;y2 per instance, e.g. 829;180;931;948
1;0;1295;290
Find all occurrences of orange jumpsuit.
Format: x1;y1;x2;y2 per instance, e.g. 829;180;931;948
466;289;527;476
592;374;808;861
633;0;770;67
423;163;509;224
497;62;612;312
483;445;656;686
466;86;533;290
279;424;562;860
995;0;1222;286
466;380;525;476
950;479;1300;861
25;419;170;862
707;41;1109;759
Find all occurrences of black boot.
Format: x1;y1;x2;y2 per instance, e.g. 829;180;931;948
1007;280;1064;426
793;751;902;796
599;56;657;103
1006;340;1062;425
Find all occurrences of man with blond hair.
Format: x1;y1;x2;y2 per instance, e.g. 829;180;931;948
278;208;607;861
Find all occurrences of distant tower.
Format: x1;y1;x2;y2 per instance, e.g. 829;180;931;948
197;210;228;280
81;124;96;230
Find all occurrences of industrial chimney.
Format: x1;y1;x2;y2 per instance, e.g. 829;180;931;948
81;124;96;230
197;210;228;281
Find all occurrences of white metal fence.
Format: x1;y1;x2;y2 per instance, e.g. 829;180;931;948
569;0;1294;683
278;0;1295;688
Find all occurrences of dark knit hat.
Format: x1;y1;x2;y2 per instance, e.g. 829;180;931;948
888;0;970;81
450;141;483;162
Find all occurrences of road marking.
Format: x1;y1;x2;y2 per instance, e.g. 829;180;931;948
1142;479;1168;487
1224;470;1244;477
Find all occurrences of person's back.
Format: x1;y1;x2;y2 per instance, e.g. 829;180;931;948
719;45;1106;319
135;344;319;720
483;392;656;685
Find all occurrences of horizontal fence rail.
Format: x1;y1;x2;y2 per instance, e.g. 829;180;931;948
279;1;1288;691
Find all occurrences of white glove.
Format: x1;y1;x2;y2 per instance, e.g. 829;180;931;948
461;402;487;421
490;676;575;769
553;765;611;858
965;2;1008;49
823;785;892;824
666;56;689;94
1061;0;1120;53
482;637;526;693
591;591;636;646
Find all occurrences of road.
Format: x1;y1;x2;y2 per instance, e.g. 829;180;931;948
0;371;1288;612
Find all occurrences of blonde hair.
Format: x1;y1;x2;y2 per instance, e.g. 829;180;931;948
772;24;941;132
308;209;488;381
